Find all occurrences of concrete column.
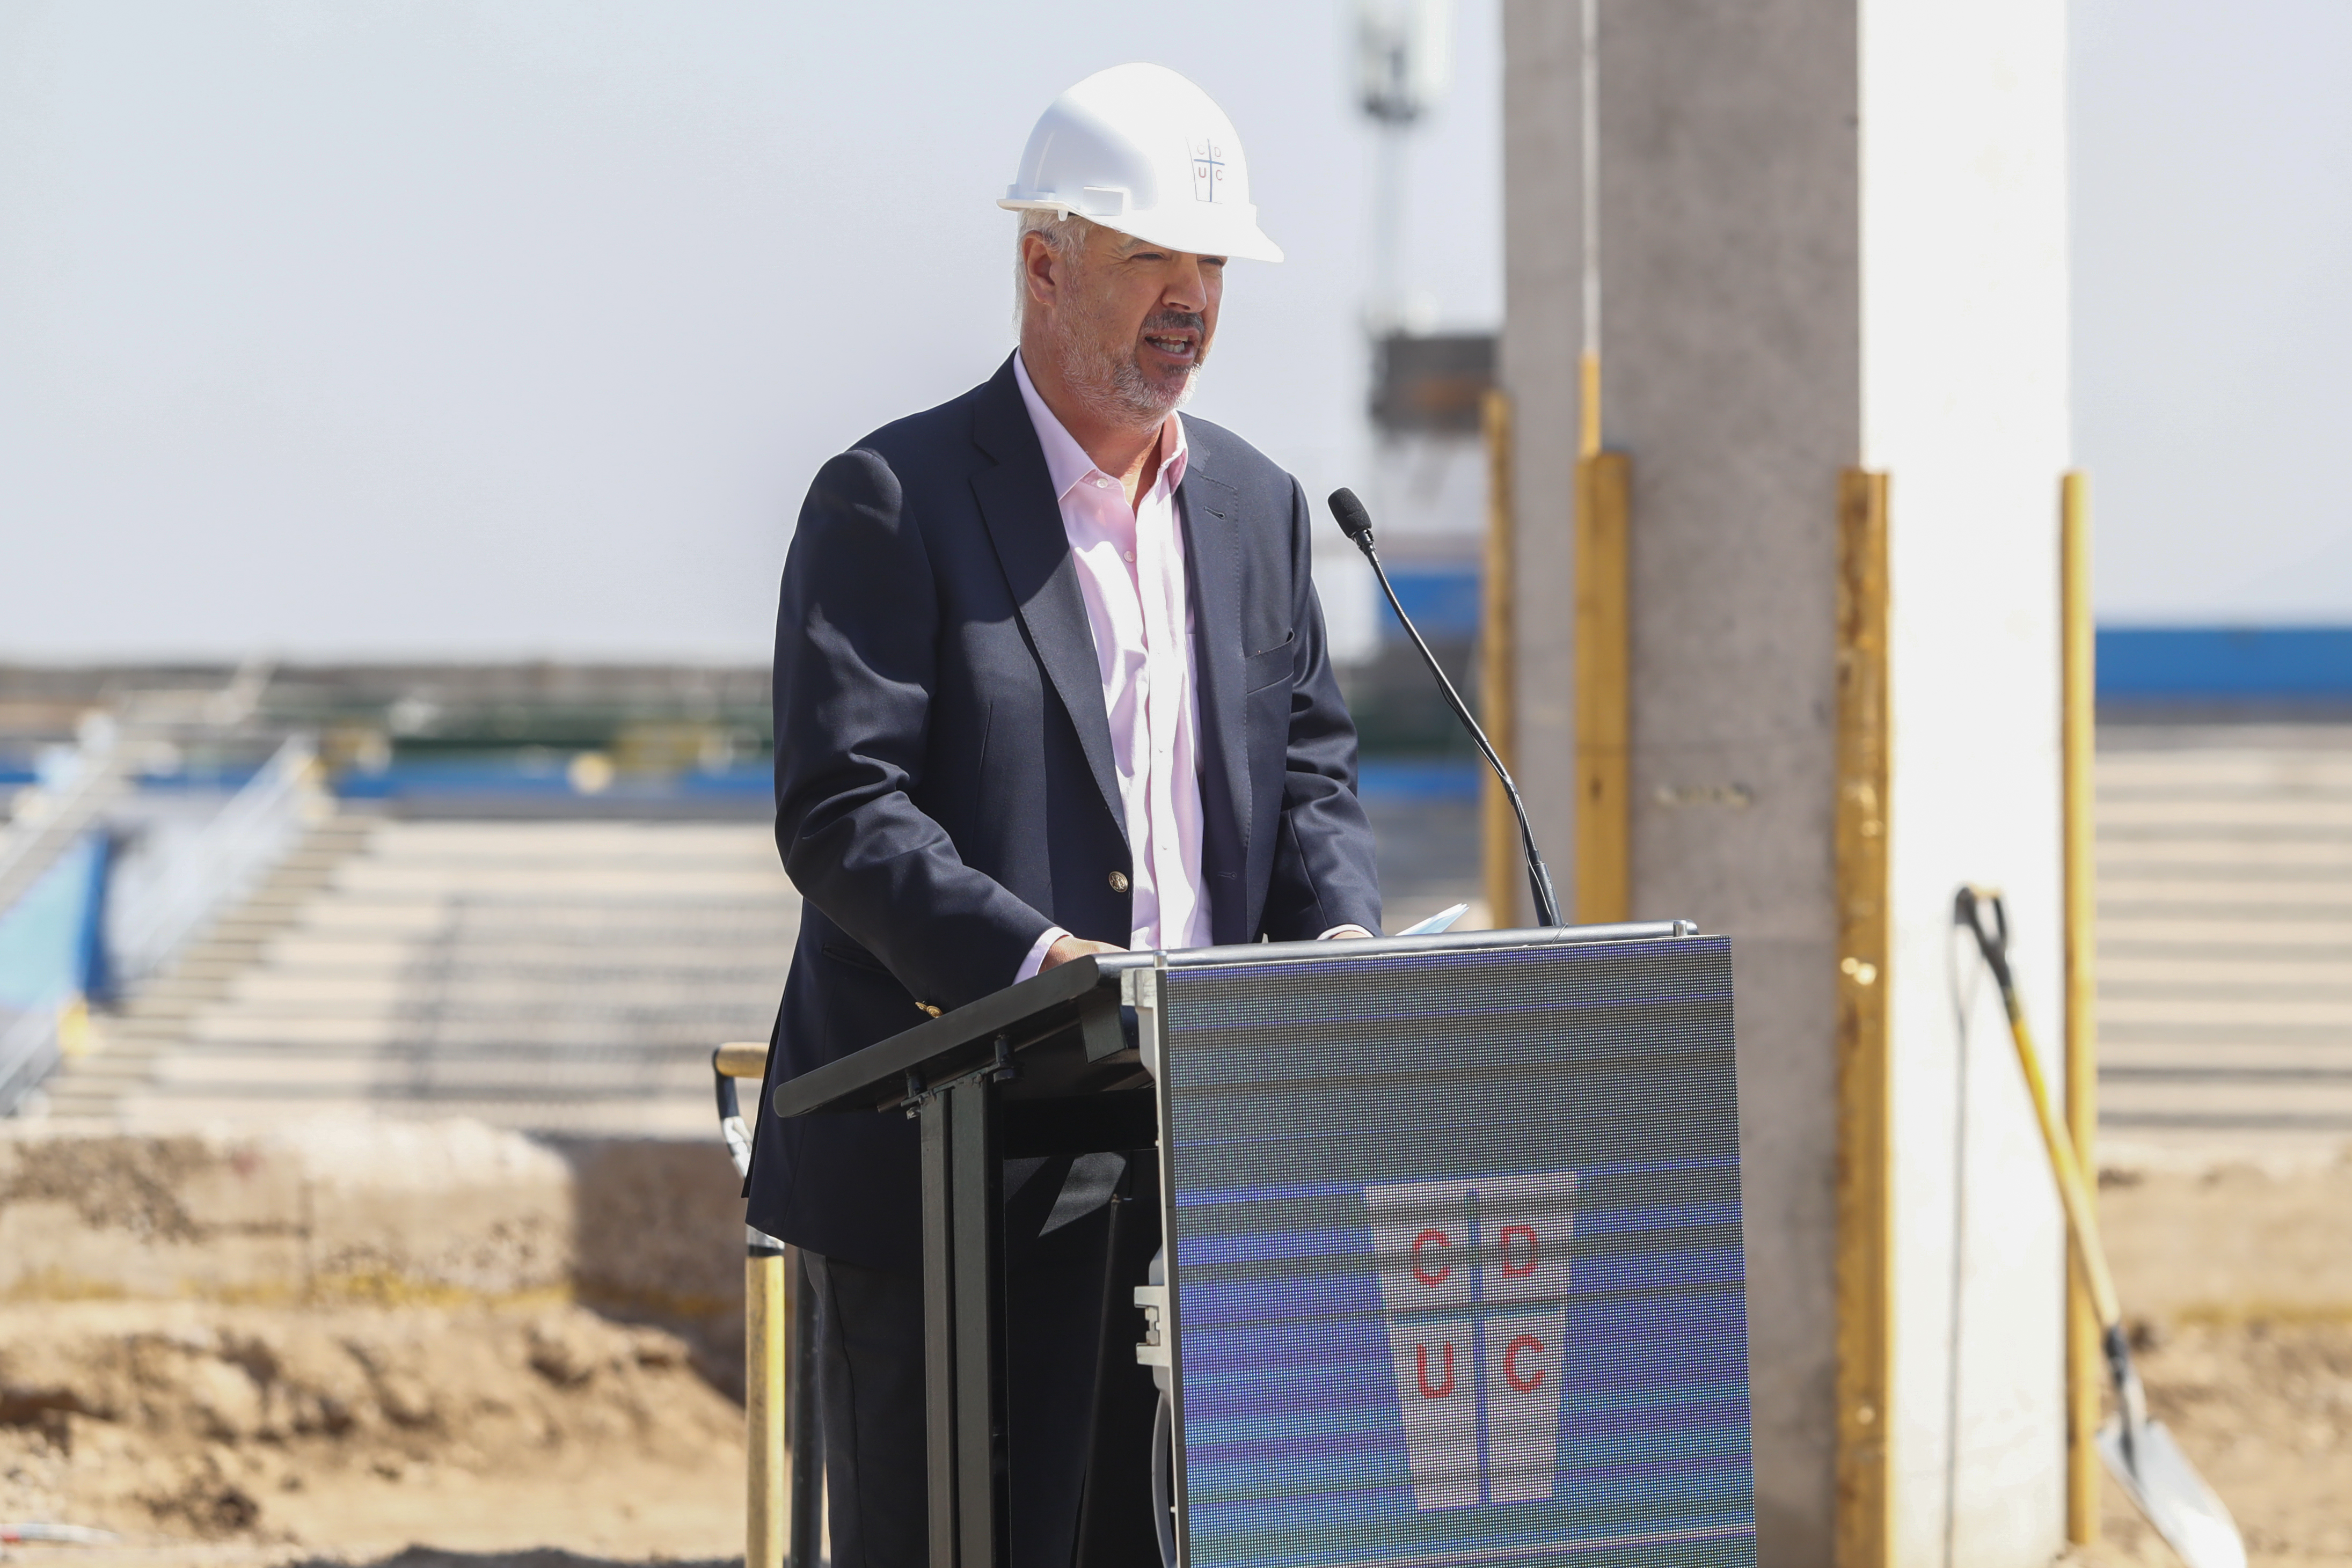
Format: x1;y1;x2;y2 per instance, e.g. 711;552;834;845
1501;5;2069;1564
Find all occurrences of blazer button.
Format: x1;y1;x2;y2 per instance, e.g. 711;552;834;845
1108;870;1130;893
916;1002;943;1018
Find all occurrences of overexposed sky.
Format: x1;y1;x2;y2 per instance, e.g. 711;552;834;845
0;1;2343;660
0;1;1502;660
2072;0;2352;622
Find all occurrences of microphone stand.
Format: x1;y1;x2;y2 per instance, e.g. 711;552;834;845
1329;488;1565;927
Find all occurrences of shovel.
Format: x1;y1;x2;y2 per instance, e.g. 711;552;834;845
1954;887;2246;1568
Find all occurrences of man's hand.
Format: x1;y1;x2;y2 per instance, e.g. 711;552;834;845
1041;934;1126;971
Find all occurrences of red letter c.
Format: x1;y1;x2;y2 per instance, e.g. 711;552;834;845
1502;1333;1545;1394
1409;1229;1452;1287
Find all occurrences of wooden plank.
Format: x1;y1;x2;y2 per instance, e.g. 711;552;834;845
1574;449;1632;924
1833;467;1892;1568
2063;471;2101;1547
744;1246;786;1568
716;1040;769;1079
1482;387;1521;928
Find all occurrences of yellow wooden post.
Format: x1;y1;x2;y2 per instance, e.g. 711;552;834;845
747;1241;788;1568
1834;468;1893;1568
2060;471;2100;1543
1572;442;1632;925
1481;388;1519;929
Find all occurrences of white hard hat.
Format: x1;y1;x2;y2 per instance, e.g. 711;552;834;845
999;63;1283;263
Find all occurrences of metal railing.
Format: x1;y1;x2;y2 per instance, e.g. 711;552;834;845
0;730;128;914
0;734;126;1118
0;1006;62;1119
107;734;319;990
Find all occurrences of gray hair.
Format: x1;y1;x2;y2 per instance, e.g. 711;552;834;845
1013;209;1092;331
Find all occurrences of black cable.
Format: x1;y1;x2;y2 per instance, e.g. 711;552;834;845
1940;891;1989;1568
1151;1392;1177;1568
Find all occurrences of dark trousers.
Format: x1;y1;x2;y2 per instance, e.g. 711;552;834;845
803;1250;929;1568
802;1153;1162;1568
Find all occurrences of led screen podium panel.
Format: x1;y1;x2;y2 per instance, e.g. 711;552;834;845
772;924;1755;1568
1140;934;1756;1568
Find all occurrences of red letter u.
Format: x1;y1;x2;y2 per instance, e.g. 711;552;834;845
1415;1341;1456;1398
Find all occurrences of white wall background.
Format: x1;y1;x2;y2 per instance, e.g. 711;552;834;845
0;0;1501;662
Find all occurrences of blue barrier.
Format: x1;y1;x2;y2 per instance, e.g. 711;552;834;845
2098;627;2352;700
1363;593;2352;705
1382;565;1482;642
334;756;773;802
1358;758;1483;803
0;834;111;1013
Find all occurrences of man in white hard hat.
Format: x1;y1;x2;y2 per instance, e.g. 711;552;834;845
746;64;1380;1566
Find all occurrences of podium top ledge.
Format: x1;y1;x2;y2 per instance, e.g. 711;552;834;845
771;919;1699;1121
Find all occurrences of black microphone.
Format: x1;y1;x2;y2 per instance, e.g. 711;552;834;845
1328;488;1565;927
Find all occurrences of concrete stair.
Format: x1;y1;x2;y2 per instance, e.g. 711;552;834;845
56;815;798;1137
42;813;382;1119
45;728;2340;1145
2095;730;2352;1143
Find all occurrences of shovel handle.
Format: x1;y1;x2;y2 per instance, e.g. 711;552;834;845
1957;888;2124;1332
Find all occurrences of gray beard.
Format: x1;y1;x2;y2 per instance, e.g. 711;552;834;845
1051;309;1201;429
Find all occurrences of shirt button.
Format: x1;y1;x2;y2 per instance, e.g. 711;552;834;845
1108;870;1130;893
1125;550;1135;562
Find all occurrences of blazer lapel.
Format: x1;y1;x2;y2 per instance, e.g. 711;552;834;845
1176;457;1253;926
968;360;1127;843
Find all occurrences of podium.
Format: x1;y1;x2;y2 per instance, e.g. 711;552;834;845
775;921;1759;1568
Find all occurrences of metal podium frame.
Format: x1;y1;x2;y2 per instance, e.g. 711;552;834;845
771;920;1693;1568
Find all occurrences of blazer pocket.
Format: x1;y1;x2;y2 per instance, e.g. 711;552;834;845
821;941;901;984
1242;633;1296;694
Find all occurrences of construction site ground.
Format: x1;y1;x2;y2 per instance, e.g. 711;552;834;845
0;1300;748;1568
6;726;2344;1565
1;1149;2343;1568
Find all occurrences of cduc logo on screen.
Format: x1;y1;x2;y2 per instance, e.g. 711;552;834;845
1363;1171;1577;1511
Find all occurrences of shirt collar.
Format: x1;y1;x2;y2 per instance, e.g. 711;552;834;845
1013;350;1188;503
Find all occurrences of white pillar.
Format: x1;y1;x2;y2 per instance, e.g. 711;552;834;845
1501;5;2070;1564
1867;6;2071;1564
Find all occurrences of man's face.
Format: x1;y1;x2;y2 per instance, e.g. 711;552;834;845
1028;222;1226;428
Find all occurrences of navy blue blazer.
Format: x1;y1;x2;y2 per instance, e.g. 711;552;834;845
746;355;1382;1271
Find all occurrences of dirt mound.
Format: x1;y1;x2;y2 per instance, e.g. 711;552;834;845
0;1301;746;1559
10;1301;2340;1566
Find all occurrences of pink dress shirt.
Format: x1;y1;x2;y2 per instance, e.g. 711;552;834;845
1013;354;1214;980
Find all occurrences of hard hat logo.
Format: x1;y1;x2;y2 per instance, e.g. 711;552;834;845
1189;138;1228;204
1000;64;1283;263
